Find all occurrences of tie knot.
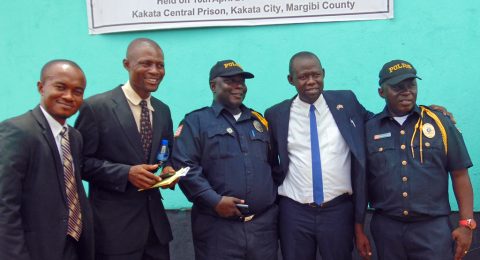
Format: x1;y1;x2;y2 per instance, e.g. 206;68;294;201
310;104;316;112
60;127;68;137
140;100;148;108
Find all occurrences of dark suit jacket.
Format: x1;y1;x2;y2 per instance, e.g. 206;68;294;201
265;91;372;223
0;106;94;260
74;86;173;255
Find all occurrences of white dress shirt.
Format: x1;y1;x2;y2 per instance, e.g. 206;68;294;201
39;106;69;164
278;95;352;203
122;81;154;132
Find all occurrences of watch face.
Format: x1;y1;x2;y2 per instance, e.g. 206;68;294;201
460;219;477;230
468;219;477;229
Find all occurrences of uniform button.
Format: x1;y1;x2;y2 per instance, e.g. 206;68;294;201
402;160;407;166
402;192;408;198
402;176;408;182
378;147;384;152
400;144;406;150
403;210;409;216
425;142;430;147
400;130;405;135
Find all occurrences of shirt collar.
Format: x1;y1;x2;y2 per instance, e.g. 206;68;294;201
122;81;154;111
378;104;421;120
293;94;325;115
39;105;67;138
211;101;249;118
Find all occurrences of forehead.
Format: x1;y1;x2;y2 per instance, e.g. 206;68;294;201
292;56;322;72
43;64;85;86
129;44;164;61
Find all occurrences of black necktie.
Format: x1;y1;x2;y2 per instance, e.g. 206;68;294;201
140;100;153;163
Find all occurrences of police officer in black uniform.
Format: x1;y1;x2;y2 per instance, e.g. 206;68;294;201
172;60;278;260
362;60;475;260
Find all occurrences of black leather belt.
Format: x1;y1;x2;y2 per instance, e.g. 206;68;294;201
304;193;351;208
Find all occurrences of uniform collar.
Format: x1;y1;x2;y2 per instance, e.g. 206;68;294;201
211;101;249;118
122;81;154;111
378;104;421;121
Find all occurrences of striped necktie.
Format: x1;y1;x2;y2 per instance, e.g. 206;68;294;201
309;105;324;204
60;127;82;241
140;100;153;163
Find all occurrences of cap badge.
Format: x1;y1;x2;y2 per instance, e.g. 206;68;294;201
422;123;435;138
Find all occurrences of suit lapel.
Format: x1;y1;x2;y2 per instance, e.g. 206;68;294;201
32;106;68;203
277;97;294;172
323;92;356;155
149;100;163;164
111;87;144;162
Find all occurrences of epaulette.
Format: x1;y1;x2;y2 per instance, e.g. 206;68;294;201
175;107;209;138
184;106;209;117
251;110;269;130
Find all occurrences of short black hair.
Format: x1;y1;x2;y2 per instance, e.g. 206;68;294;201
288;51;322;76
40;59;83;82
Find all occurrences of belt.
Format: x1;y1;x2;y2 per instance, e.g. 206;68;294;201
304;193;351;208
238;204;275;222
239;214;255;222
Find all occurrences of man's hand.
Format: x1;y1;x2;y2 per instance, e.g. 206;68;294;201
128;164;161;189
214;196;244;218
429;104;456;124
355;223;372;260
452;226;473;260
160;166;177;189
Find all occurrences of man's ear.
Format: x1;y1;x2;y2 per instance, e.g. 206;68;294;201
287;74;294;86
378;86;385;99
209;80;216;93
37;81;44;95
122;58;130;71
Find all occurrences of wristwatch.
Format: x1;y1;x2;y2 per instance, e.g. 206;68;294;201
459;219;477;230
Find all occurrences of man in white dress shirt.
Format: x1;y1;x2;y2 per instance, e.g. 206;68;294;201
265;51;372;260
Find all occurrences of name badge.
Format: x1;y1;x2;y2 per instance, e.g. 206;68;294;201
373;132;391;140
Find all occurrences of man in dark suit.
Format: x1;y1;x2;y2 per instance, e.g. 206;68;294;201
0;60;94;260
75;38;174;260
265;51;372;260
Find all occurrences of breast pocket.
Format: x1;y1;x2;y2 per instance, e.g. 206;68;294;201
367;138;395;176
249;131;270;162
206;127;237;160
414;136;446;167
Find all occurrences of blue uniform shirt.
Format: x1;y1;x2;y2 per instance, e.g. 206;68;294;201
173;102;277;216
366;105;472;219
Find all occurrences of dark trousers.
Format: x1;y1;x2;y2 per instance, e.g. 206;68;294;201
95;229;170;260
371;213;453;260
191;204;278;260
279;196;354;260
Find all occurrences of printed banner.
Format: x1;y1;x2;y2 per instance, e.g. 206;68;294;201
87;0;393;34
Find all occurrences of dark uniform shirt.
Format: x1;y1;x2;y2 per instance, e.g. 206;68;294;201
366;105;472;219
173;102;277;216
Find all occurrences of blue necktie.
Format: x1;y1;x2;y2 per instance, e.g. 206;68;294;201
310;105;324;204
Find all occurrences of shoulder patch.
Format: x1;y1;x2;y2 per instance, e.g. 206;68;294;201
251;110;268;130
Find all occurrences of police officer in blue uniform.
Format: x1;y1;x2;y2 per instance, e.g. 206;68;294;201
362;60;475;260
171;60;278;260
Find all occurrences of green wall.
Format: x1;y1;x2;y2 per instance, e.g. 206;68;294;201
1;1;478;210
